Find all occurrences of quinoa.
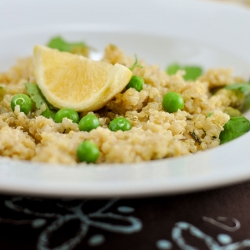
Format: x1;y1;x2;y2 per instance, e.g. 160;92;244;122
0;43;243;165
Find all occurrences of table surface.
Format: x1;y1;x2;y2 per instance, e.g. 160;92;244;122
2;1;250;249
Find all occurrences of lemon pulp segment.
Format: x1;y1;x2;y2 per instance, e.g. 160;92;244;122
33;45;132;112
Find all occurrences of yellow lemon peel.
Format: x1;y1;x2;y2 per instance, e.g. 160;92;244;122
33;45;132;112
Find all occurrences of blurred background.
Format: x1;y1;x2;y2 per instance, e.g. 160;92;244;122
215;0;250;5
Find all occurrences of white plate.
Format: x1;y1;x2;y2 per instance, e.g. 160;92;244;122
0;0;250;198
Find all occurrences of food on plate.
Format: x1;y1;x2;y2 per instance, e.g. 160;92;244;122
77;140;100;163
33;45;132;112
0;36;249;165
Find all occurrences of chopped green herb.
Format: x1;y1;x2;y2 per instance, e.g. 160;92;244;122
225;82;250;112
166;63;203;81
183;66;203;81
206;112;213;118
166;63;181;76
189;131;202;145
219;116;250;144
25;83;56;119
47;36;88;56
41;107;56;120
129;55;143;71
225;82;250;94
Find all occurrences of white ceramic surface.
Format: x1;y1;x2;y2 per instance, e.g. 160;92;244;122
0;0;250;197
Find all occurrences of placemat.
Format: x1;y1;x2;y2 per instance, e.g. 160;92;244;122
0;180;250;250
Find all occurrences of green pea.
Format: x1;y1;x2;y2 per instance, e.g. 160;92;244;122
54;108;79;123
11;94;32;115
126;75;144;92
162;92;184;113
79;114;100;132
77;140;100;163
219;116;250;144
109;117;131;132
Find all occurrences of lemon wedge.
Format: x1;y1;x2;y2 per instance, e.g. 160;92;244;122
33;45;132;112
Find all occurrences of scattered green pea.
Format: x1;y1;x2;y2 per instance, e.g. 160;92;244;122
126;75;144;92
79;114;100;132
109;117;131;132
162;92;184;113
77;140;100;163
219;116;250;144
11;94;32;115
54;108;79;123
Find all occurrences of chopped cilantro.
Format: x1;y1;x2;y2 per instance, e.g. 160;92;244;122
225;82;250;94
183;66;203;81
219;116;250;144
47;36;88;56
25;83;56;119
40;107;56;120
225;82;250;113
129;55;143;71
166;63;203;81
189;131;202;145
166;64;181;75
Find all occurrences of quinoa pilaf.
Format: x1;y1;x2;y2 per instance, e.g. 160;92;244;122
0;41;249;164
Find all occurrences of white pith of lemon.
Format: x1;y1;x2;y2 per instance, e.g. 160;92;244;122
33;45;132;112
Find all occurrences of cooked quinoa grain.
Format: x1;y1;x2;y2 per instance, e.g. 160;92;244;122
1;43;246;165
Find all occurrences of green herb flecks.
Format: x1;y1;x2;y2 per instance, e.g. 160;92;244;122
25;83;56;119
167;64;181;75
166;63;203;81
129;55;143;71
225;82;250;94
189;131;202;145
225;82;250;112
47;36;89;56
